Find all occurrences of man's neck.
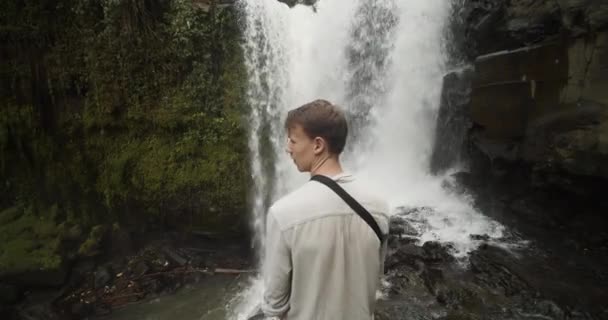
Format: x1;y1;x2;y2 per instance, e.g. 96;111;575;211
310;156;343;177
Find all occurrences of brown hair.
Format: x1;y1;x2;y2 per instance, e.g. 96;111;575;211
285;99;348;155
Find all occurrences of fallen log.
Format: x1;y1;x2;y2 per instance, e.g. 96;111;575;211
138;267;256;279
214;268;256;274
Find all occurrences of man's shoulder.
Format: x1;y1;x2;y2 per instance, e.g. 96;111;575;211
268;174;390;229
344;177;389;212
269;181;322;219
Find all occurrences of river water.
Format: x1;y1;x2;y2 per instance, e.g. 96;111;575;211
97;275;244;320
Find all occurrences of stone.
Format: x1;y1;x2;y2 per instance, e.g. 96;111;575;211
431;67;475;174
421;267;444;295
469;234;491;241
162;247;188;267
557;0;608;32
389;216;418;237
130;260;150;278
462;0;607;58
467;31;608;181
462;0;508;57
78;225;108;257
526;299;565;319
142;279;162;294
470;42;568;139
436;287;481;309
503;0;562;44
94;265;113;289
385;243;426;270
375;299;437;320
561;33;608;105
469;245;530;296
422;242;455;263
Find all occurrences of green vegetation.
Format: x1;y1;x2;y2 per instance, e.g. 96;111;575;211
0;206;63;276
1;0;250;280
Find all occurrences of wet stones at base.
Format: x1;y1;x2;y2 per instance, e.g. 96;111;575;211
37;239;250;319
389;215;419;239
379;215;607;320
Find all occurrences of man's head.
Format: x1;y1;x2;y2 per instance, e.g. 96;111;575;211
285;99;348;172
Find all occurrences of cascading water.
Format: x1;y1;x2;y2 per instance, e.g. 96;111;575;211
231;0;505;318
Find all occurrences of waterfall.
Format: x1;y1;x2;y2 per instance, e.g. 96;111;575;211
232;0;505;317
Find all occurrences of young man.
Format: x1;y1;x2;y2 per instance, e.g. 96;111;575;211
262;99;389;320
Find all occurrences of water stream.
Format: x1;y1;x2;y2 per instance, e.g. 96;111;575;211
99;1;508;319
234;0;504;318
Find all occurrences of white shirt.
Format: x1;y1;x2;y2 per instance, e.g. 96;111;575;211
262;173;390;320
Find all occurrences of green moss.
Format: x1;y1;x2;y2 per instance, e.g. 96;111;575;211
1;1;250;243
0;206;64;276
78;225;107;257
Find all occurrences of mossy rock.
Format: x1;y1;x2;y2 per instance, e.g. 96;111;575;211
78;225;108;257
0;207;68;286
1;0;250;239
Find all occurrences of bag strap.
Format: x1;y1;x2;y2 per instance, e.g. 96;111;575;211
310;175;384;243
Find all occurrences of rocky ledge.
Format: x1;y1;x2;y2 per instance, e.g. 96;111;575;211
434;0;608;180
376;208;608;320
431;0;608;266
1;234;251;320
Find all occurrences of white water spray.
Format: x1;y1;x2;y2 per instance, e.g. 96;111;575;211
232;0;504;317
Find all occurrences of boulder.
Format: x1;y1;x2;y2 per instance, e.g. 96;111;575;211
78;225;108;257
466;32;608;181
461;0;608;58
94;265;113;289
388;216;419;238
431;67;475;174
556;0;608;33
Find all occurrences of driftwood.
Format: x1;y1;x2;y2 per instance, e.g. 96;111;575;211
214;268;256;274
139;267;256;279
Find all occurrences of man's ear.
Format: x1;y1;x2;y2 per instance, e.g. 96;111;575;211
313;137;326;155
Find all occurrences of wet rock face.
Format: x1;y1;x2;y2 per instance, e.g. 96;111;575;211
430;67;475;174
377;215;608;320
462;0;608;58
434;0;608;192
557;0;608;33
427;2;608;316
467;32;608;185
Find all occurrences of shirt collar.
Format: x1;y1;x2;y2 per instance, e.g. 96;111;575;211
330;171;354;182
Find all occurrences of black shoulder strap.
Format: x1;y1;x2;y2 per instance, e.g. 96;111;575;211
310;175;384;243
